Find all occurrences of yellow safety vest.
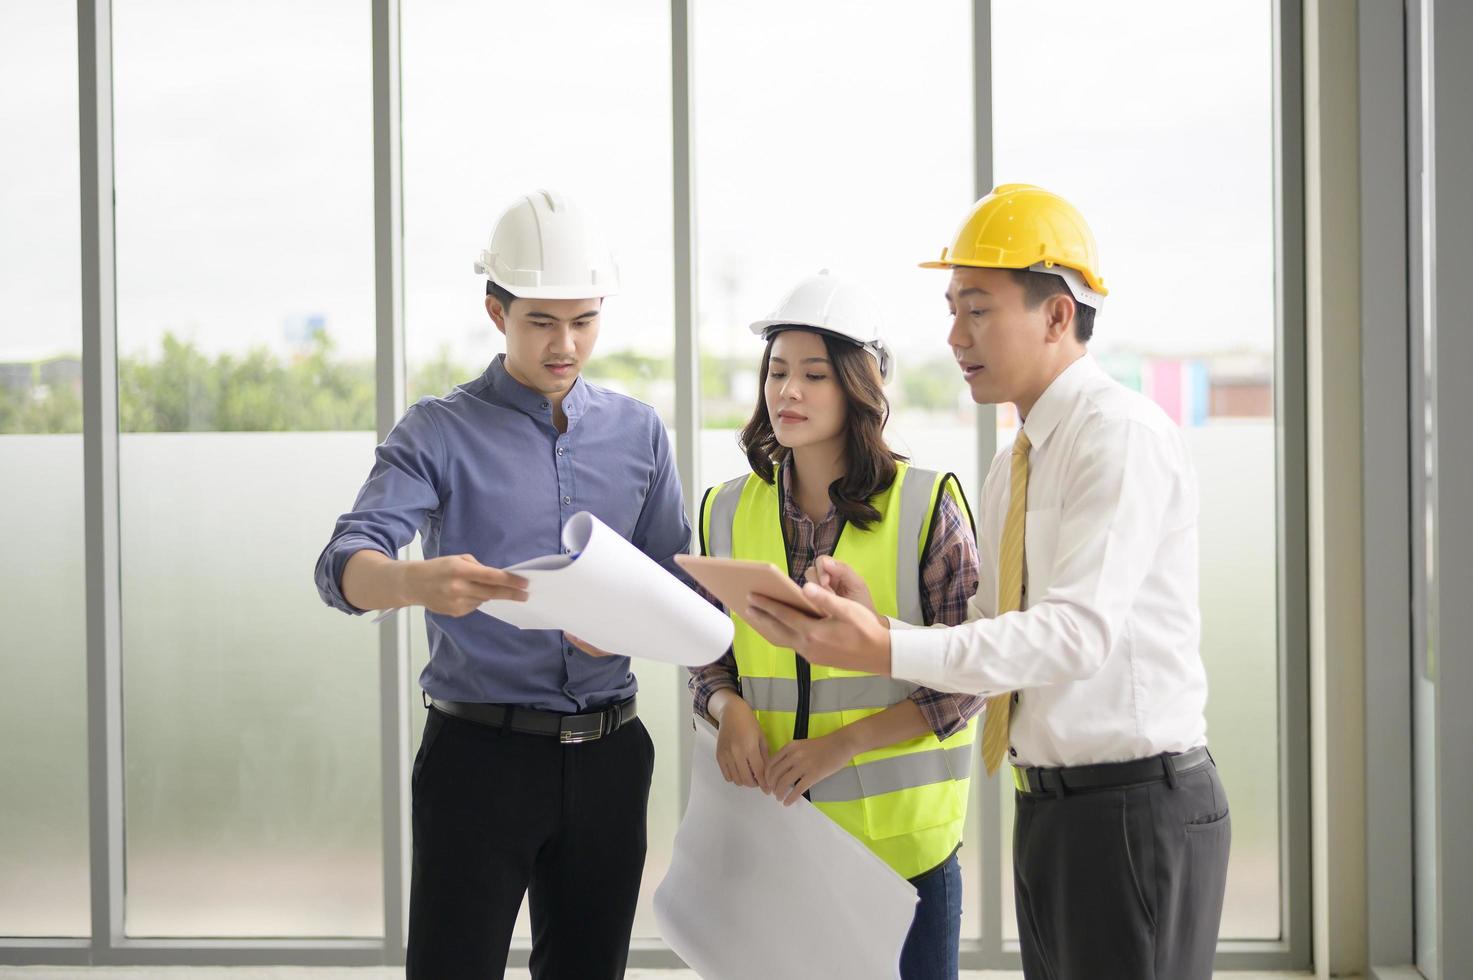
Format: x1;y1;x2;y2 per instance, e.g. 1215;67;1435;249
699;461;978;879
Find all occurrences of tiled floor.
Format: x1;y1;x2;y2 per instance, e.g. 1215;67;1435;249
0;968;1320;979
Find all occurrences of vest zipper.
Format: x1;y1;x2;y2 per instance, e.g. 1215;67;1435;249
794;656;811;742
778;475;846;791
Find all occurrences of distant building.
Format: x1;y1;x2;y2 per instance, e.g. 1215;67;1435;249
1097;348;1274;425
0;363;33;395
283;313;328;355
39;357;82;394
1204;353;1274;418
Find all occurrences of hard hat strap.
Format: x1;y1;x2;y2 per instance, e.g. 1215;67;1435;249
1027;262;1104;313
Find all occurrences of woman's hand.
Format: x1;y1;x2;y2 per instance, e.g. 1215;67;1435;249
766;730;857;806
711;692;770;792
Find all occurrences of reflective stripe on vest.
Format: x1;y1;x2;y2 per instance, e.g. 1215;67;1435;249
704;475;746;560
741;675;921;714
893;463;938;625
807;743;976;804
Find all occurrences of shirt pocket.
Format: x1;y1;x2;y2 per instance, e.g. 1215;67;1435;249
1023;506;1061;601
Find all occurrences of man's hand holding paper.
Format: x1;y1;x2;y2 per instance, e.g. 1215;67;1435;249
478;511;733;667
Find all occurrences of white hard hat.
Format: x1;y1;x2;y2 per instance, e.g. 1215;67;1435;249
473;189;620;299
749;270;894;383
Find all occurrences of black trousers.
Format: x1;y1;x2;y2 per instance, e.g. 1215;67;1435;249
407;706;655;980
1013;757;1231;980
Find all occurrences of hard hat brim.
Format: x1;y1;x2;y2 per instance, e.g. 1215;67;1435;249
916;256;1110;297
489;279;619;301
748;322;892;383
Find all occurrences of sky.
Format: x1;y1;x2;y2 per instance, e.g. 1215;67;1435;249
1;0;1275;367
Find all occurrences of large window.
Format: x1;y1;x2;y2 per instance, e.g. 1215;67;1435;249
4;0;1303;967
110;0;382;937
0;0;90;939
400;0;678;941
692;0;982;936
992;1;1281;941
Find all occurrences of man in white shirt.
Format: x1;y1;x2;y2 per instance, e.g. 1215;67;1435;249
744;184;1230;979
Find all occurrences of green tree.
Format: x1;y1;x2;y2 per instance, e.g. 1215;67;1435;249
119;333;220;431
0;376;84;435
284;332;374;430
409;346;477;403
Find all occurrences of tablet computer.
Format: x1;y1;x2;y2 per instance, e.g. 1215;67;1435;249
674;554;823;618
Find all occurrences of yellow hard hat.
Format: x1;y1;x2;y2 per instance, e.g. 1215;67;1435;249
922;183;1108;307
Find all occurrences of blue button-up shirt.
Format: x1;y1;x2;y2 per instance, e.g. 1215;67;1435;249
314;354;691;712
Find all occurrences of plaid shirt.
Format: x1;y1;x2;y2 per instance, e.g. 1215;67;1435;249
688;460;984;740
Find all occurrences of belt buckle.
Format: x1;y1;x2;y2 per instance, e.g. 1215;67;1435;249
559;712;604;745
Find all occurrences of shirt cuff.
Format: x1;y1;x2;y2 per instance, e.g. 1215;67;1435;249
889;624;952;691
316;536;392;615
687;660;739;721
694;678;739;722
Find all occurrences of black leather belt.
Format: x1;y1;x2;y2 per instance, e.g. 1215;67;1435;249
427;694;637;745
1012;746;1213;797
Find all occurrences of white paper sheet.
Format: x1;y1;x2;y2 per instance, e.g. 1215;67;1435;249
476;511;733;667
655;718;919;980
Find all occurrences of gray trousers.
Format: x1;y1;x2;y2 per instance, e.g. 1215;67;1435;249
1013;756;1231;980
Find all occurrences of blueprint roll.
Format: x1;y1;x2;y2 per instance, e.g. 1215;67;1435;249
478;511;733;667
655;717;919;979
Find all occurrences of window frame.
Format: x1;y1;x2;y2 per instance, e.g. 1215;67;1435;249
0;0;1307;968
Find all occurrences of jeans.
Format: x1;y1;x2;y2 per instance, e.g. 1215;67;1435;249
899;850;963;980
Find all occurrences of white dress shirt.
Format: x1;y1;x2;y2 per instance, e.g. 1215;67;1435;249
889;354;1208;768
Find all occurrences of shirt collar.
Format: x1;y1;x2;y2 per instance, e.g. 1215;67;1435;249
483;354;588;427
1020;353;1102;450
779;456;837;527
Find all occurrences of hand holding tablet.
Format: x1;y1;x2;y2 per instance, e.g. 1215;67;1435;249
674;554;822;620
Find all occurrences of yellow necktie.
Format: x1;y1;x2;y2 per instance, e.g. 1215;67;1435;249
980;429;1031;775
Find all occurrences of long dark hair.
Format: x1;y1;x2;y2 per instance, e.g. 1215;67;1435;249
738;329;906;530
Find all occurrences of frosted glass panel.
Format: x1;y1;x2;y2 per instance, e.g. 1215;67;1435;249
0;439;90;936
120;434;383;937
0;0;90;939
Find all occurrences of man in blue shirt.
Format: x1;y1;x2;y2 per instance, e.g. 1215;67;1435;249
314;190;690;979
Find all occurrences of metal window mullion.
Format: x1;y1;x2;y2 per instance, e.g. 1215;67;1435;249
1273;0;1313;969
372;0;408;962
1357;0;1415;968
78;0;125;957
968;0;1005;971
971;0;997;524
671;0;699;815
1427;0;1473;973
